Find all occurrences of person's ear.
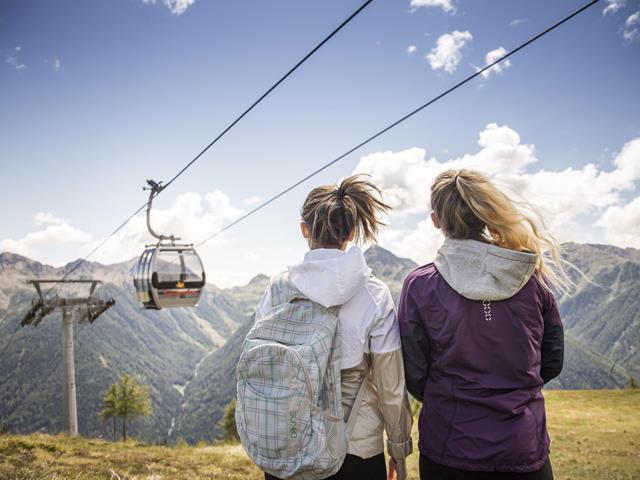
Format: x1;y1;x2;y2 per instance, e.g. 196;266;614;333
300;221;310;240
431;211;441;229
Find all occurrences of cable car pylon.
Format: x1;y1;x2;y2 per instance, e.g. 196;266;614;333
133;180;206;310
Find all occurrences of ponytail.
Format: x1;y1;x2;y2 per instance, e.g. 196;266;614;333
301;174;391;248
431;169;573;293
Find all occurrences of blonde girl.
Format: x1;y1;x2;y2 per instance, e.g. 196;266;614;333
399;169;565;480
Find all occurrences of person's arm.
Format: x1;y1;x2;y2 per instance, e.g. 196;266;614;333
540;287;564;383
369;293;413;480
398;276;430;402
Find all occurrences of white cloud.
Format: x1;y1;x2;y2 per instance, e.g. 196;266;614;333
509;18;526;27
623;11;640;42
475;47;511;79
380;220;444;265
623;28;639;42
407;45;417;55
426;30;472;73
625;11;640;27
603;0;625;15
353;125;640;263
33;212;67;226
21;224;92;246
243;195;263;206
5;47;25;71
1;192;245;283
87;190;244;265
164;0;194;15
1;214;92;258
0;238;31;257
142;0;195;15
596;197;640;247
53;56;62;72
410;0;455;13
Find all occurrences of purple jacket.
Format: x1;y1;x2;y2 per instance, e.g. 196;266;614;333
398;238;563;473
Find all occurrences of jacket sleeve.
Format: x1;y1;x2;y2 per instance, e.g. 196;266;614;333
369;300;413;463
540;288;564;383
398;276;430;402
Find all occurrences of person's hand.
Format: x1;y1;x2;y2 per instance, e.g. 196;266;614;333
387;458;396;480
388;458;407;480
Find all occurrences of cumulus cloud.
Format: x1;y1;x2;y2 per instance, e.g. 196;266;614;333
596;197;640;247
407;45;417;55
88;190;244;265
142;0;195;15
625;11;639;26
1;192;245;282
33;212;67;226
1;213;92;258
603;0;625;15
410;0;455;13
5;46;25;71
475;47;511;79
426;30;472;73
353;124;640;262
623;11;640;42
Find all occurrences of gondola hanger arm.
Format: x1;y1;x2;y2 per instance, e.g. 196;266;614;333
144;180;180;244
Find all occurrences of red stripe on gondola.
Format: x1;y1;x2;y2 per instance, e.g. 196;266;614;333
159;289;200;297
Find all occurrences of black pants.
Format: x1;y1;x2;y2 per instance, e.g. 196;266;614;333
265;453;386;480
420;454;554;480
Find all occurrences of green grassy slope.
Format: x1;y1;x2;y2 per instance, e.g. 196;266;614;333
1;390;637;480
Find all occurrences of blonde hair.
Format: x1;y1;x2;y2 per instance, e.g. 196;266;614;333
301;174;391;248
430;168;572;293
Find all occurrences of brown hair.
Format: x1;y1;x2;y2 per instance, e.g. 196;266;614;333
301;174;391;248
431;168;573;292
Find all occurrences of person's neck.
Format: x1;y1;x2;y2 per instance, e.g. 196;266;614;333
309;242;347;251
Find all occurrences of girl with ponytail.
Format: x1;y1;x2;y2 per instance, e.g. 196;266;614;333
250;174;413;480
399;168;566;480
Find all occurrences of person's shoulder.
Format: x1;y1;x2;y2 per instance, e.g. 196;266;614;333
357;275;395;318
404;262;439;287
364;274;393;302
525;273;559;309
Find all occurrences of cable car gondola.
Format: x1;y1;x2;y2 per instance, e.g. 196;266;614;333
133;180;206;309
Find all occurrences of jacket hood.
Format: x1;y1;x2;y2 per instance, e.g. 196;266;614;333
434;238;538;301
287;246;371;308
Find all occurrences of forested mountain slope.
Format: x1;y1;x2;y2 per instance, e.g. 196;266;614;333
0;243;636;443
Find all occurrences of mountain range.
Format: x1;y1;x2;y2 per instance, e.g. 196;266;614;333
0;243;637;443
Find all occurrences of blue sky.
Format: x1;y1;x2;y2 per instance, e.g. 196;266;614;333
1;0;639;286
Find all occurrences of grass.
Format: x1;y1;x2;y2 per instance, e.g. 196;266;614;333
0;390;638;479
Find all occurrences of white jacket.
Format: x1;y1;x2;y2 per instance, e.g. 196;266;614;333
255;246;413;468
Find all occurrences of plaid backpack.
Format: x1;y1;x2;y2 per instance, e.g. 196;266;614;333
235;272;366;480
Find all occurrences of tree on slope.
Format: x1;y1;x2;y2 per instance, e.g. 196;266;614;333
98;375;152;442
217;398;239;442
97;383;120;441
119;374;152;442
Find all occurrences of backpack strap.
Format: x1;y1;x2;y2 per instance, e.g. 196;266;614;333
269;272;301;306
346;360;370;435
270;272;337;314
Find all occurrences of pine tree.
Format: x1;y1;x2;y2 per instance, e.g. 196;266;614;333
217;398;239;442
97;383;119;442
